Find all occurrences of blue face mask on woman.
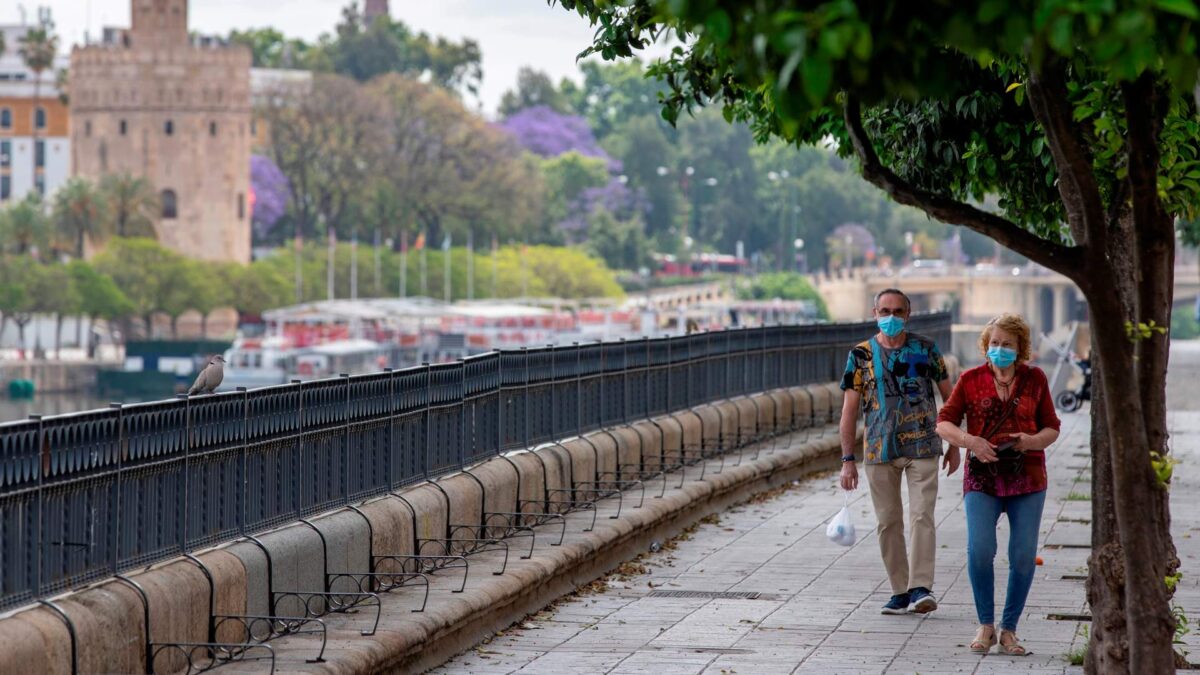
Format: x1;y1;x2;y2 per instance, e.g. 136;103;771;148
877;315;905;337
987;346;1017;368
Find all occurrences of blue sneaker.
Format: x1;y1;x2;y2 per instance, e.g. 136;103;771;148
881;592;910;615
908;587;937;614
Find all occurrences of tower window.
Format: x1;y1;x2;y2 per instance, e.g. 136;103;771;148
34;107;46;130
250;120;258;136
119;119;128;135
0;108;11;129
210;121;217;137
161;189;178;219
85;120;93;137
35;141;44;168
238;193;245;220
0;141;10;168
1;175;10;200
164;120;174;135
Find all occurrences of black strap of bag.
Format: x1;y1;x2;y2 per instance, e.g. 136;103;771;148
969;375;1026;474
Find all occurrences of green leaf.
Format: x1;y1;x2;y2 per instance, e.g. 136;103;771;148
1032;136;1045;156
978;0;1008;24
1006;82;1023;93
801;54;833;105
1048;15;1074;53
705;9;733;43
1155;0;1200;20
851;27;873;60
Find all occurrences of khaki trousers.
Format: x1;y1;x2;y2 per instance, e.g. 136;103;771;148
864;456;940;594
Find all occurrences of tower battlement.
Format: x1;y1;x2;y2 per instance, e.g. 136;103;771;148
69;0;252;264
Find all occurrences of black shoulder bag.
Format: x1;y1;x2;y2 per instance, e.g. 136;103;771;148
968;376;1027;477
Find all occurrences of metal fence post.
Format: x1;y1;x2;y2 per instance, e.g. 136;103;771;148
342;373;351;505
109;403;123;576
422;363;432;480
31;414;44;598
385;367;395;489
177;393;190;555
293;379;304;522
237;387;248;536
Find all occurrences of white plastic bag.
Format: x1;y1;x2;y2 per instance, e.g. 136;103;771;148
826;491;857;546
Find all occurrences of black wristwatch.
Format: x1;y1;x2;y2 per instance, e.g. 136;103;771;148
841;454;857;463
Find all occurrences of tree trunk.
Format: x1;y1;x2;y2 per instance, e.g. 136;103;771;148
75;311;83;348
1086;341;1128;673
200;313;209;339
143;314;154;340
1085;269;1178;674
31;77;40;189
54;314;62;360
16;320;27;359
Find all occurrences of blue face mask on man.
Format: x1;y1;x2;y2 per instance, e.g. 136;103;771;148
876;315;905;338
987;346;1018;368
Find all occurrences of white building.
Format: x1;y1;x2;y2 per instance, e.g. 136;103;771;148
0;22;71;204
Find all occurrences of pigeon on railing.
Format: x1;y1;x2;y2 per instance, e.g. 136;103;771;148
188;355;226;395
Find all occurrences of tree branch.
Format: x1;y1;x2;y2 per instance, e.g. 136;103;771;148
842;96;1087;286
1024;59;1107;249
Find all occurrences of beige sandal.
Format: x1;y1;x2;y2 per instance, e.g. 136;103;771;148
999;630;1030;656
970;625;996;654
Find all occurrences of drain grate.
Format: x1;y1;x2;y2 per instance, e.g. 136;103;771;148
1047;613;1092;621
1044;543;1092;549
647;590;762;600
1060;575;1088;581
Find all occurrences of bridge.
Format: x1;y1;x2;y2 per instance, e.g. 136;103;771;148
814;262;1200;335
0;314;952;674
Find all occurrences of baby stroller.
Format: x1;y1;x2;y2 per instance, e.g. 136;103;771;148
1055;353;1092;412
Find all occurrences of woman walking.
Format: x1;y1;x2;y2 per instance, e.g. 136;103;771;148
936;313;1060;655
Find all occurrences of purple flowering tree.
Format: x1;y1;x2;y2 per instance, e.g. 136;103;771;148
251;155;290;239
498;105;618;169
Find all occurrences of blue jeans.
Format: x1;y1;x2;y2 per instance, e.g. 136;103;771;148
964;489;1046;631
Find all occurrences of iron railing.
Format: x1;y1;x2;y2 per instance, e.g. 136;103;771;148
0;314;950;612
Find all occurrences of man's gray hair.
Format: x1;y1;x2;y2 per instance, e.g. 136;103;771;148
873;288;911;313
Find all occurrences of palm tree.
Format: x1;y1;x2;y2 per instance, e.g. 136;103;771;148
18;17;59;194
99;173;160;239
53;178;110;259
0;194;50;256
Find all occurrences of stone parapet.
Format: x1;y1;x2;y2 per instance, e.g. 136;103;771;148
0;383;849;674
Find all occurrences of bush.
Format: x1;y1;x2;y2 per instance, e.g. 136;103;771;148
736;272;829;320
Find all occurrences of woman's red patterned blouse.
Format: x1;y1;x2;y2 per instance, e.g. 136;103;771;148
937;363;1061;496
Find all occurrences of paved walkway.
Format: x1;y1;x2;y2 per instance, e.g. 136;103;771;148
435;345;1200;675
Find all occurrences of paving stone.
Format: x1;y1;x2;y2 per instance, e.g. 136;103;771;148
436;345;1200;675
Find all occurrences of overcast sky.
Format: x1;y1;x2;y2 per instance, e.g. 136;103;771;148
0;0;666;117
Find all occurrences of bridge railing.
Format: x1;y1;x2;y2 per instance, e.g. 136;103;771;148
0;313;951;611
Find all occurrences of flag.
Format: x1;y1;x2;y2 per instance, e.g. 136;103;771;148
414;231;426;250
442;233;452;251
400;230;408;253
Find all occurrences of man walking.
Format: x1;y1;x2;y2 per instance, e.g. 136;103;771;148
839;288;960;614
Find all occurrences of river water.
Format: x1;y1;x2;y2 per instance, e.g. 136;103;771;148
0;393;147;424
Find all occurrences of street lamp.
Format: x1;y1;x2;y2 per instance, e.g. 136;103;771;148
794;238;806;273
904;231;914;266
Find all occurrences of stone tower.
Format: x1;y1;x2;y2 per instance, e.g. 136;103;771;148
69;0;253;263
364;0;390;22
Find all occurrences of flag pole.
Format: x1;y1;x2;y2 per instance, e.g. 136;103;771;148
491;234;498;298
400;230;408;299
351;228;359;301
420;230;428;297
467;230;474;301
443;233;452;303
327;225;336;301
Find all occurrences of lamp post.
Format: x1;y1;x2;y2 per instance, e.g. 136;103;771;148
659;165;718;269
768;169;796;271
794;238;806;274
904;231;914;267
